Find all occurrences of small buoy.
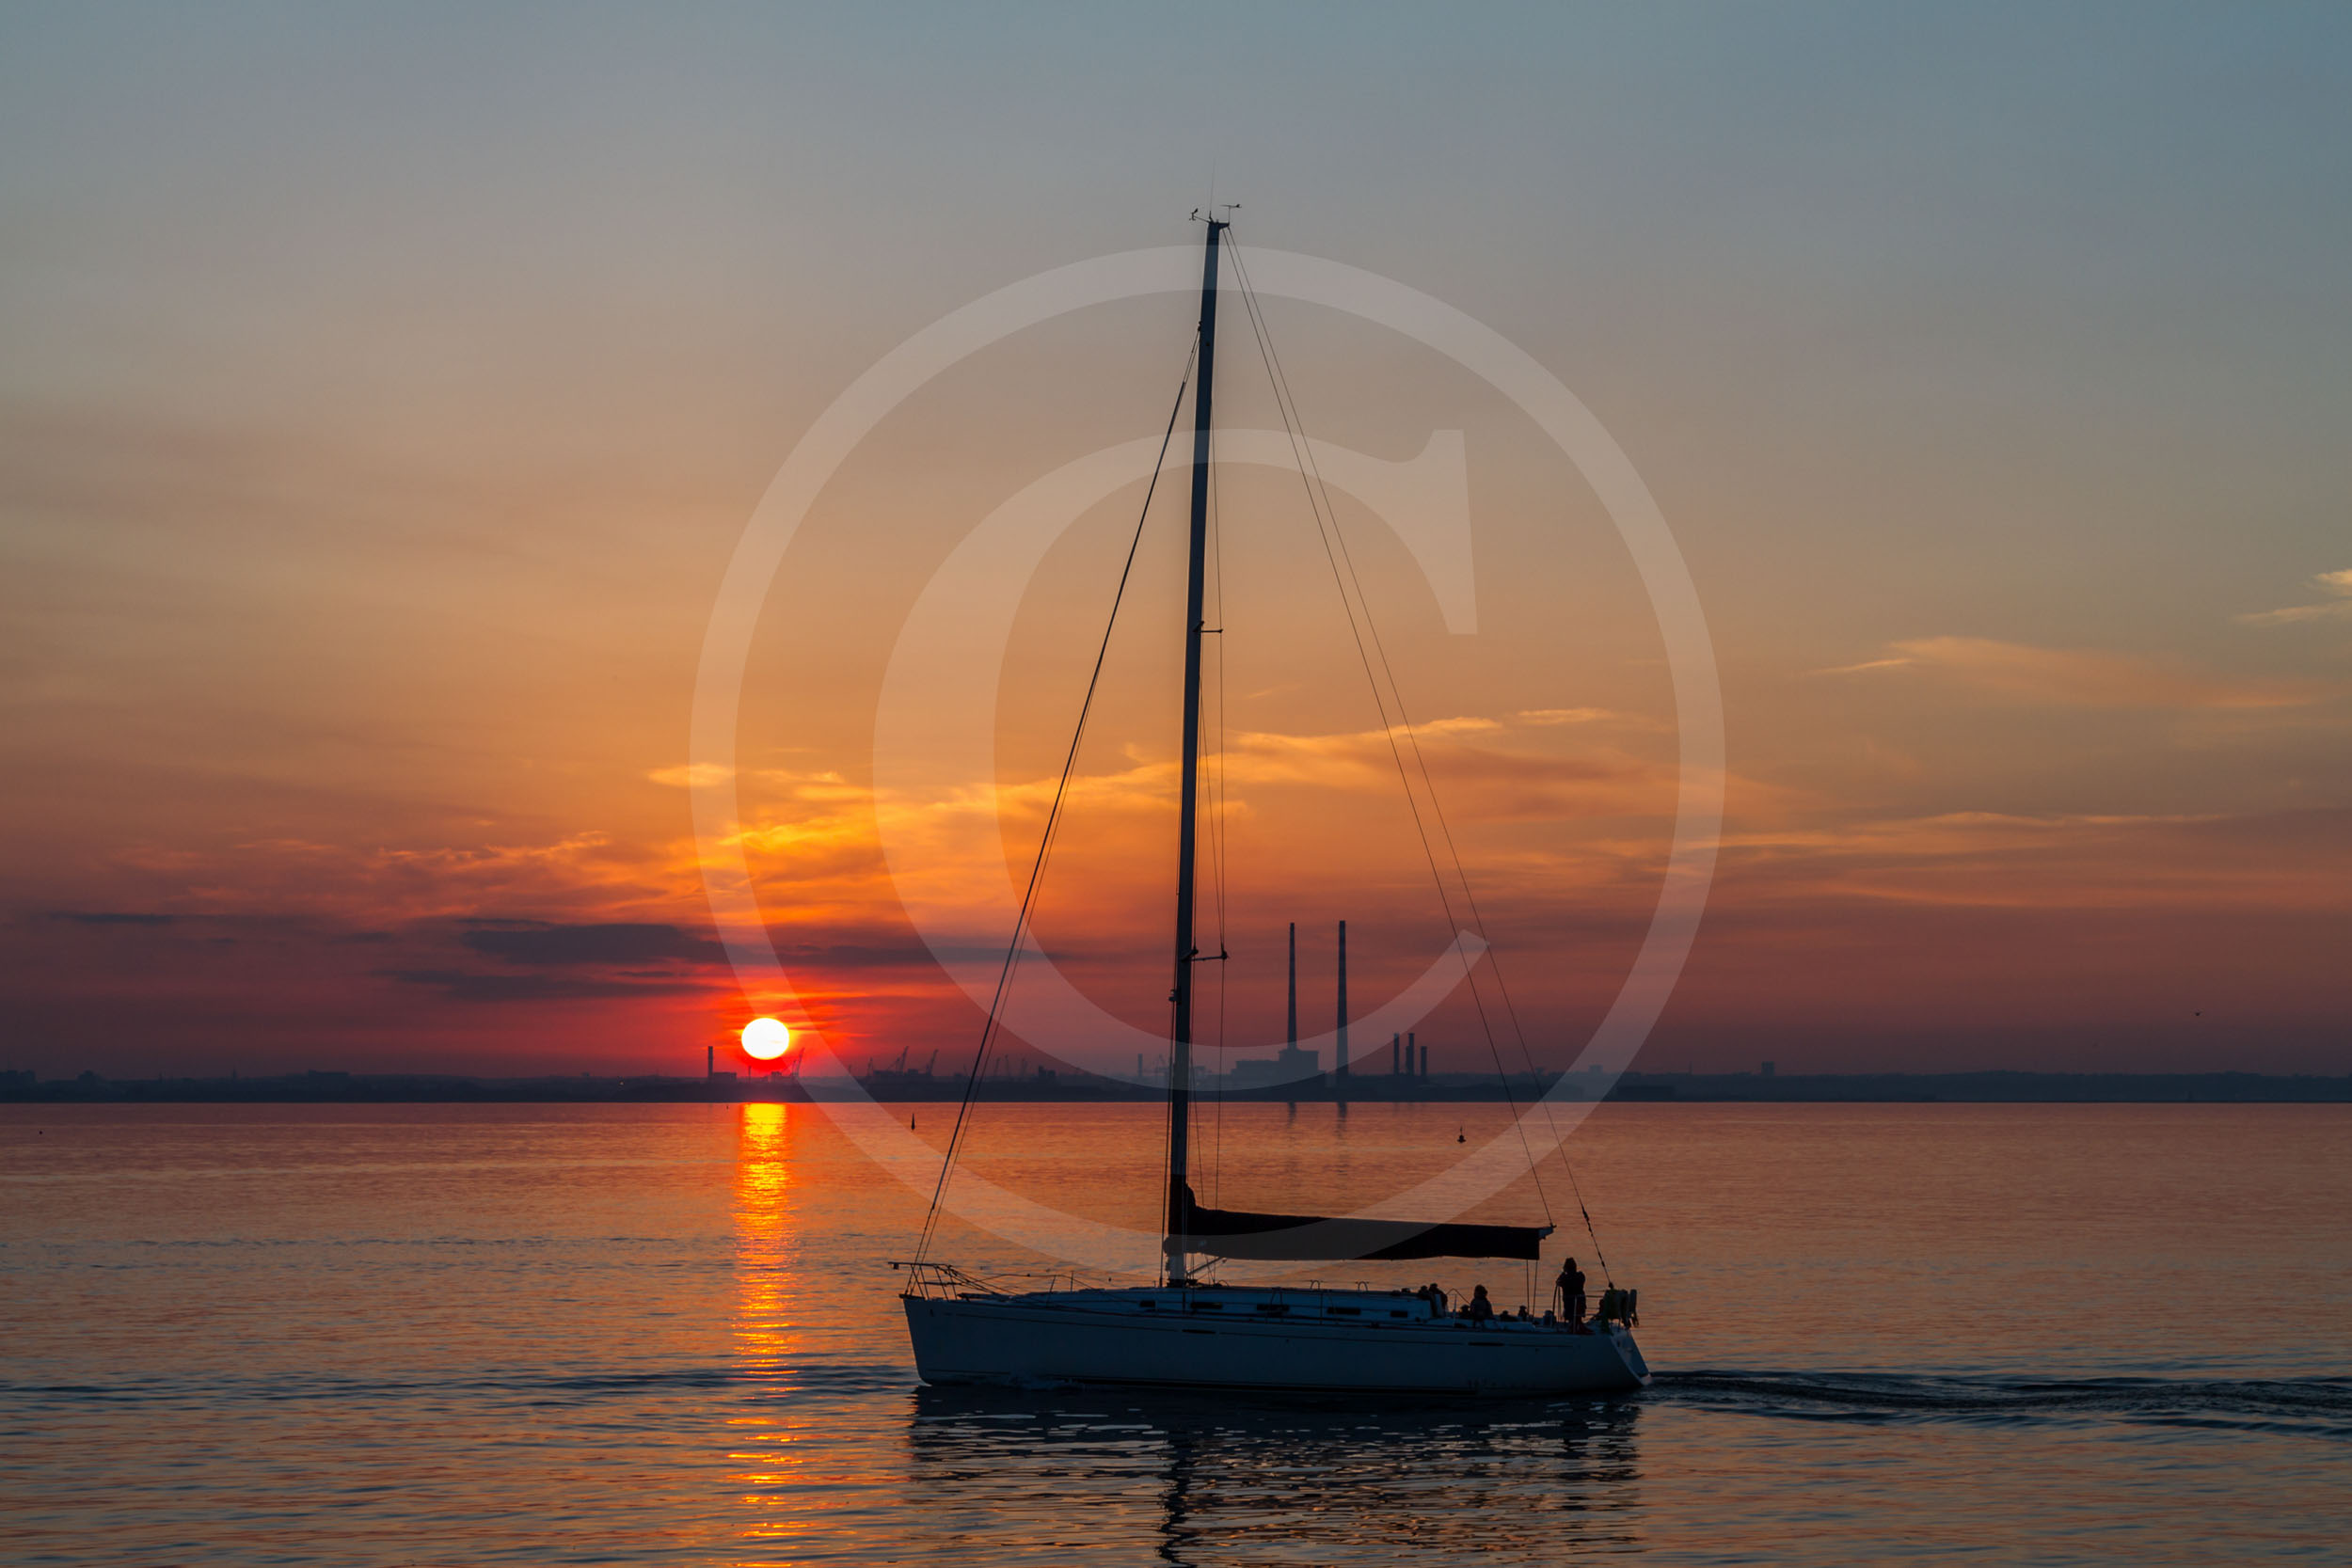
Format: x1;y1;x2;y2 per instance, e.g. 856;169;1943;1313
1456;1128;1467;1144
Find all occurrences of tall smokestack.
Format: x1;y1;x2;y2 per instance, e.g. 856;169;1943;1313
1286;922;1298;1056
1335;920;1349;1098
706;1044;713;1078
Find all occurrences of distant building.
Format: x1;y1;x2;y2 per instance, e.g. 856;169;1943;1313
1762;1061;1777;1078
1227;1043;1320;1089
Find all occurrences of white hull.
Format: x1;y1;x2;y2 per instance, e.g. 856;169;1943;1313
903;1287;1650;1396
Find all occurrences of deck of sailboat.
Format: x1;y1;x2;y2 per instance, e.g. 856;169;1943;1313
899;1277;1650;1395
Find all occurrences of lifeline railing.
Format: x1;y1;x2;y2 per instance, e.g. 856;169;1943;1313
891;1260;1637;1326
891;1259;1115;1300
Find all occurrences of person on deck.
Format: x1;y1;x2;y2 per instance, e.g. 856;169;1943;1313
1555;1258;1588;1331
1463;1284;1495;1323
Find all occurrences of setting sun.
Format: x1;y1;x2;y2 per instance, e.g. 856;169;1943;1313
740;1017;792;1061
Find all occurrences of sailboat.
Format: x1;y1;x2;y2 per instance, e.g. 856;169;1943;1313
899;217;1650;1395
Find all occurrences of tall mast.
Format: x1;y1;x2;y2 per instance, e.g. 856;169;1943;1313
1165;216;1225;1285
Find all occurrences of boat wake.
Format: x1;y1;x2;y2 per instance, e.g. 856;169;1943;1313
0;1360;914;1410
1653;1370;2352;1439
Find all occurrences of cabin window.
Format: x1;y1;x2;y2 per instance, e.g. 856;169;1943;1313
1329;1307;1360;1316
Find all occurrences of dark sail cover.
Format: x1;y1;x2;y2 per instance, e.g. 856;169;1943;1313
1174;1186;1550;1261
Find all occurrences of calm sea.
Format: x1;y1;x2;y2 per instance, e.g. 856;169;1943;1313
4;1101;2346;1565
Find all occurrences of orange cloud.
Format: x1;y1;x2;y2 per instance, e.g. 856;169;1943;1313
1716;808;2352;913
1825;636;2332;709
1515;706;1629;726
647;762;735;788
714;710;1702;975
2237;566;2352;626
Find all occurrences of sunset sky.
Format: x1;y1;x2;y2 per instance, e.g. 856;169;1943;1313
5;5;2347;1079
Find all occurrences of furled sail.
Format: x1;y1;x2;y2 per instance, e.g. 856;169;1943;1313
1174;1185;1550;1261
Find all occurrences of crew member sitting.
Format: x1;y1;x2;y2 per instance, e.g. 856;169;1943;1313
1463;1284;1495;1322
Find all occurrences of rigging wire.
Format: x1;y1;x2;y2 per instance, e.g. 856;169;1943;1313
1220;240;1544;1212
1227;237;1623;1268
913;338;1200;1266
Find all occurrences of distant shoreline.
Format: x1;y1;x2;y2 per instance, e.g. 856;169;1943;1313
4;1068;2347;1104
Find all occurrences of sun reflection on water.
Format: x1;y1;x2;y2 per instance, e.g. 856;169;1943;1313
730;1101;818;1560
